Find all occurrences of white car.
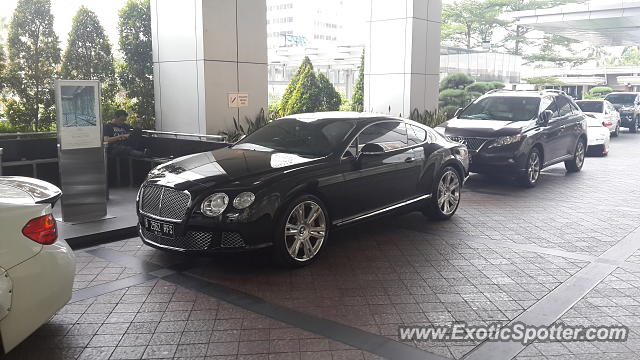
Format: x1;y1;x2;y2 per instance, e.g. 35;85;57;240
586;116;611;156
0;177;75;355
576;99;622;137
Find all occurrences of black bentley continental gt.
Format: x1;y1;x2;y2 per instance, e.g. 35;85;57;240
137;112;470;267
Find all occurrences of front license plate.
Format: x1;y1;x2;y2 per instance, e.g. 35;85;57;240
143;217;175;238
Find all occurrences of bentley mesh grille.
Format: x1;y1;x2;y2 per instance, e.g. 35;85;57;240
221;232;246;248
140;185;191;221
448;136;489;151
141;228;215;250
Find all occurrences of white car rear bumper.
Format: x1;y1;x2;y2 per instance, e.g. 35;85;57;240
0;240;75;354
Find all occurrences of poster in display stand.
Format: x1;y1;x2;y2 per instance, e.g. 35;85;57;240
55;80;108;223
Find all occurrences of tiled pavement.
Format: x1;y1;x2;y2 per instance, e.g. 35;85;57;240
4;132;640;359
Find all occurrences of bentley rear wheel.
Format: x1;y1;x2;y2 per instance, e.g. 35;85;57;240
424;166;461;220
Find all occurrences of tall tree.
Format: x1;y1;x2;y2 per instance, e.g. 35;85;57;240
0;45;5;93
61;6;116;101
285;66;321;115
118;0;154;127
351;51;364;112
523;34;589;67
6;0;60;131
280;56;313;112
442;0;506;50
500;0;580;56
317;72;341;112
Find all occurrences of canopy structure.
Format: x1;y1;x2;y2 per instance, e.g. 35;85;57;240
511;1;640;46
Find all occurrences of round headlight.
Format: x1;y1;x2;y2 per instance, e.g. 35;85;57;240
233;192;255;209
201;193;228;217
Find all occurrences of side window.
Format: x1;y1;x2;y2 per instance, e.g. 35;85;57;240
358;122;408;152
540;96;559;118
555;96;572;117
407;124;427;145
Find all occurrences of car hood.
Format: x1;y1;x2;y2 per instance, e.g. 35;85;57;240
611;103;632;110
0;176;62;206
439;118;532;137
146;147;323;189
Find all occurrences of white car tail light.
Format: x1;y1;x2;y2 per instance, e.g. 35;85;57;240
22;214;58;245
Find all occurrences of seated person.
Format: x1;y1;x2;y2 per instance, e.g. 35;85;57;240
103;110;145;157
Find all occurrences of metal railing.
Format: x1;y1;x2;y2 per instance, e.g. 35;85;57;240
142;130;227;142
0;131;56;139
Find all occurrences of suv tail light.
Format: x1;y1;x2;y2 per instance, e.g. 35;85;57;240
22;214;58;245
603;121;613;127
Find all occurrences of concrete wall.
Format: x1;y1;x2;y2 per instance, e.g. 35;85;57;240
365;0;442;117
151;0;268;135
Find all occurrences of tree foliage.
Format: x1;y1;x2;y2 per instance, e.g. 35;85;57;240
499;0;579;55
583;86;613;99
442;0;507;50
440;73;474;90
523;34;589;67
438;73;504;116
118;0;155;128
279;57;342;115
317;72;341;112
61;6;116;102
5;0;60;131
351;51;364;112
523;76;565;90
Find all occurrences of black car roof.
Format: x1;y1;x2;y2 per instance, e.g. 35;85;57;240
284;112;404;126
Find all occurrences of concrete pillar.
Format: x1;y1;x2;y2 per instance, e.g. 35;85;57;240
151;0;268;135
364;0;441;117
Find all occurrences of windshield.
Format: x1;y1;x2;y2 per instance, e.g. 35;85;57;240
576;101;603;113
605;94;636;105
232;118;355;157
458;96;541;121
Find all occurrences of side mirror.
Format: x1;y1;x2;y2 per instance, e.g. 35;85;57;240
454;108;463;118
537;110;552;125
360;143;385;155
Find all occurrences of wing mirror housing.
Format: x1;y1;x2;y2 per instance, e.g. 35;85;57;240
537;110;552;125
359;143;385;156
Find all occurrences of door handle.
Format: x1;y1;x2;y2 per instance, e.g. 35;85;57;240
405;157;416;163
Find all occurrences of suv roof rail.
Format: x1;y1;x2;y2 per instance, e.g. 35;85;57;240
486;89;511;94
540;89;565;95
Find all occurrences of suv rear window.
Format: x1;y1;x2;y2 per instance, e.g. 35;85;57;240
458;96;541;122
605;94;636;105
576;101;603;113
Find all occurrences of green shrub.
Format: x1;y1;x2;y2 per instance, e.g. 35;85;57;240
440;73;474;90
409;109;450;127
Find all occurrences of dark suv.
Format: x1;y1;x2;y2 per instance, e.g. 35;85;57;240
435;90;588;187
603;92;640;133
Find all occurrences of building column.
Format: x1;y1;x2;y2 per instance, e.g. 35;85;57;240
151;0;268;135
364;0;441;117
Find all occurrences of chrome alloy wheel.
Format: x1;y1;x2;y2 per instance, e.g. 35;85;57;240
284;201;326;262
528;151;541;184
437;170;460;216
575;141;585;168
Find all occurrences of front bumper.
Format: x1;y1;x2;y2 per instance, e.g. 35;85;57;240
468;147;528;174
138;214;274;254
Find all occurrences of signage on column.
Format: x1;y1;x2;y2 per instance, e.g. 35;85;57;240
228;93;249;108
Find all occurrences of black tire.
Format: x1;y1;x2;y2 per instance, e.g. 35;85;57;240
612;124;620;137
272;194;329;268
631;118;639;133
517;148;542;188
565;138;586;173
424;166;462;220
